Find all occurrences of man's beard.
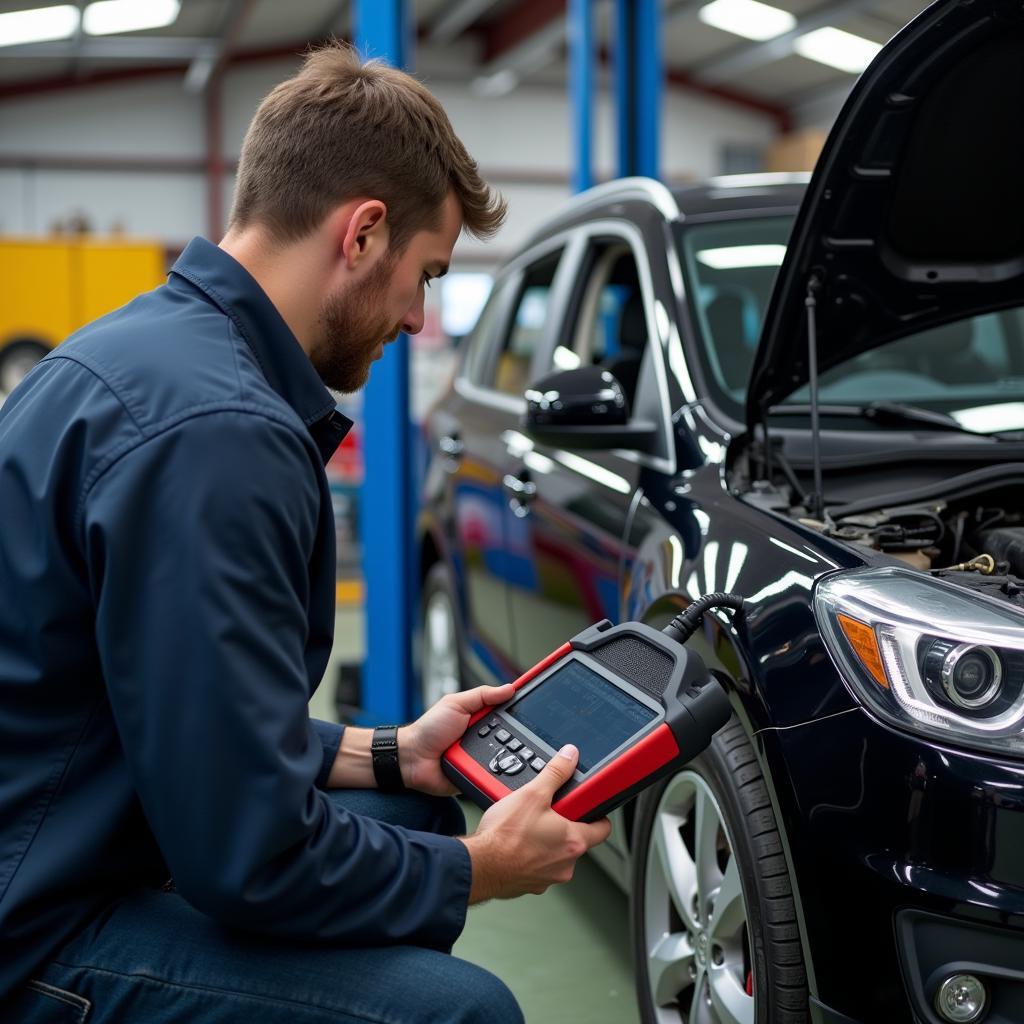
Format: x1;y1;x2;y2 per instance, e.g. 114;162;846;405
309;253;401;394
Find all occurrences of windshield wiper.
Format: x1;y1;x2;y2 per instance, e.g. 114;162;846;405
769;401;1001;437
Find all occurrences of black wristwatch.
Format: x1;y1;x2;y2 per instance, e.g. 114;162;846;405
371;725;405;792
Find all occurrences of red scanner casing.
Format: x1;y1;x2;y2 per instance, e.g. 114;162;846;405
441;619;731;823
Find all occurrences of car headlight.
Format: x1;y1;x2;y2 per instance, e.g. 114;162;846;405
814;566;1024;757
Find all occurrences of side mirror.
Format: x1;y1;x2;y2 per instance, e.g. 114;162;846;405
523;366;657;453
525;366;628;428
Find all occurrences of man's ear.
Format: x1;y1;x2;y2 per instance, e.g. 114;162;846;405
340;200;388;271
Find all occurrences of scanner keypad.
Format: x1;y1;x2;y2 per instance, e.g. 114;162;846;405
460;720;551;792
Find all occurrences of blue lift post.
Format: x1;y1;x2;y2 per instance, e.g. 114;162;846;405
614;0;663;180
568;0;595;193
355;0;414;725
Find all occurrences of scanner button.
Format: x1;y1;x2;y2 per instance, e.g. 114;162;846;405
530;757;545;772
489;750;523;775
520;748;534;762
506;738;522;752
495;729;511;743
477;725;492;737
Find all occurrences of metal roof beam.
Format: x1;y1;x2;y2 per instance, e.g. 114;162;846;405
480;0;566;66
69;0;88;77
0;40;328;101
428;0;504;43
0;36;218;61
782;76;853;125
184;0;255;94
314;0;350;40
692;0;879;85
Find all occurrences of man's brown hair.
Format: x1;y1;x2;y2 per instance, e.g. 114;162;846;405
230;42;507;251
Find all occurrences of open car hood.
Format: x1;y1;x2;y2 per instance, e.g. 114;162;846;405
746;0;1024;430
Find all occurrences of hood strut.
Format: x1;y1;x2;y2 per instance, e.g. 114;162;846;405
805;274;824;520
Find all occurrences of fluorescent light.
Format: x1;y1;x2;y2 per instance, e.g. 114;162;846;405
83;0;180;36
698;0;796;42
696;244;786;269
0;5;78;47
794;26;882;73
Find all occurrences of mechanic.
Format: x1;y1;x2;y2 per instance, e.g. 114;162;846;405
0;43;610;1024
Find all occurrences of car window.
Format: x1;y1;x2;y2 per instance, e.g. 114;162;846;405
555;240;648;407
787;309;1024;419
678;217;789;413
489;249;563;397
678;216;1024;432
461;273;514;386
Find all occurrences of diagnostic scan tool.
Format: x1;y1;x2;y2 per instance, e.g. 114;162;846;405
442;594;743;823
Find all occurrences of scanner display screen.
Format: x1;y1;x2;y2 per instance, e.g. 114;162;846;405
506;659;657;772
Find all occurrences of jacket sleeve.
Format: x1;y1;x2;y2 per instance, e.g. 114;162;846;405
310;718;345;788
82;409;470;950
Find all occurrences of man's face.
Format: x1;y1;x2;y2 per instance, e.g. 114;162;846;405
310;191;462;393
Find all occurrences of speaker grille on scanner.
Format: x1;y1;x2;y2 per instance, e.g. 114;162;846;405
590;637;673;697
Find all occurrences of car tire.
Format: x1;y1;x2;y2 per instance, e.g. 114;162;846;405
0;339;49;396
418;561;466;713
631;717;808;1024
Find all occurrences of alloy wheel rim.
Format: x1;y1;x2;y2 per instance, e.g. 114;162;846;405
421;589;460;709
643;771;754;1024
1;351;42;395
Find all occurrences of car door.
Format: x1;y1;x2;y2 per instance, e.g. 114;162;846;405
440;242;570;685
504;224;675;672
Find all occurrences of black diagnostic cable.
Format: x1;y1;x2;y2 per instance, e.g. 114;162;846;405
662;592;745;644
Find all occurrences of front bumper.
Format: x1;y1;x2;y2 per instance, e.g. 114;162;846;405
760;705;1024;1023
897;910;1024;1024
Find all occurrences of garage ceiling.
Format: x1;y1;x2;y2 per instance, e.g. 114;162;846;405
0;0;934;125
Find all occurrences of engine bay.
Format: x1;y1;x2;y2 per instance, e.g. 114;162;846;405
732;448;1024;604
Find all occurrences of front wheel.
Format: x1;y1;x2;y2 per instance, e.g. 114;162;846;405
631;719;808;1024
0;339;50;395
418;561;465;713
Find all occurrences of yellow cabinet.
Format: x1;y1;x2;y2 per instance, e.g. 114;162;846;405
0;236;166;393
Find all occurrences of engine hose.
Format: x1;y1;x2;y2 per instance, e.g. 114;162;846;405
663;591;745;645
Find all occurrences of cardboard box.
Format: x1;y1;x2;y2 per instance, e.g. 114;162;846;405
764;130;827;172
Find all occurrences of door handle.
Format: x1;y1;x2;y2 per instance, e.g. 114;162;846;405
439;434;464;459
501;471;536;503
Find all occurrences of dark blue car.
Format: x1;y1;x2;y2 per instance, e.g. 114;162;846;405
418;3;1024;1021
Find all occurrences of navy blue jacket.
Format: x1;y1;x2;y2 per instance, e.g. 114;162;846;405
0;238;471;1001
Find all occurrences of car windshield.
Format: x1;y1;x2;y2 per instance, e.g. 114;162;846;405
676;217;1024;433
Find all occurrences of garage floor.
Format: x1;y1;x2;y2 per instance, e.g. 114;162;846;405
313;606;640;1024
455;801;639;1024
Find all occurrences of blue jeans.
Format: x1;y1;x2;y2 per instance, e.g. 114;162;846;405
3;791;523;1024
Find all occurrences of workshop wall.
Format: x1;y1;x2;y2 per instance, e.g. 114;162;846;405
0;54;777;271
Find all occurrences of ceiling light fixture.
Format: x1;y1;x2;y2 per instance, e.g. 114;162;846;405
793;26;883;73
83;0;181;36
0;5;79;47
698;0;796;42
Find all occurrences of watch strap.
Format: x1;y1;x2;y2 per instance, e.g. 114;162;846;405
371;725;405;792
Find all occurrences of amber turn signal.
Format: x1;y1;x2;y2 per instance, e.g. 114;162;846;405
837;613;889;689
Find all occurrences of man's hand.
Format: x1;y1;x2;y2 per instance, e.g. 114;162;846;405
397;683;515;796
458;744;611;902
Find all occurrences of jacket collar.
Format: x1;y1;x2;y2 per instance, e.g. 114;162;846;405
170;237;353;451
